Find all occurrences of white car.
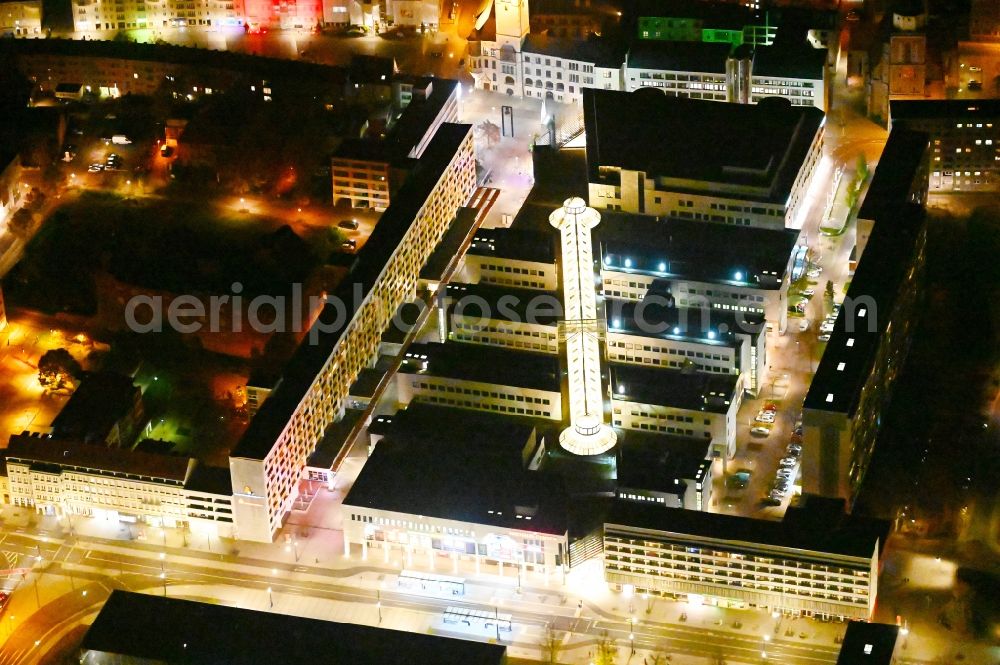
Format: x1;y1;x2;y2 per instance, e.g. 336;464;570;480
807;268;822;278
818;333;831;342
751;426;771;437
797;319;810;332
802;289;815;297
756;412;776;424
88;163;103;172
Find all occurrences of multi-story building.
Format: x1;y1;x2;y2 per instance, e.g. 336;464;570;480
582;89;824;231
603;495;890;620
458;228;558;291
331;140;392;210
610;364;741;459
49;372;145;448
802;128;928;503
595;212;799;333
529;0;611;39
520;34;625;104
468;0;530;96
81;591;508;665
867;1;928;123
3;433;235;536
969;0;1000;43
442;282;561;354
605;299;767;395
332;78;460;209
71;0;244;32
344;403;570;573
0;0;42;36
0;146;22;226
396;341;563;420
616;432;714;511
229;123;476;542
889;99;1000;192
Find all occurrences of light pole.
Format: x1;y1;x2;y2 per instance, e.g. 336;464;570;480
629;616;636;655
267;586;273;608
762;634;770;660
160;571;166;596
285;540;300;562
376;589;382;624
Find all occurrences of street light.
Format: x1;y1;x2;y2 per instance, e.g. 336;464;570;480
629;616;636;655
762;634;770;660
267;586;273;608
376;589;382;624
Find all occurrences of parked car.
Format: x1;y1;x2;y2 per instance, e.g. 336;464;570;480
818;334;831;342
801;288;815;297
968;80;982;91
779;457;797;468
88;163;103;172
807;268;822;278
751;426;771;437
846;10;860;21
342;239;357;252
337;219;360;231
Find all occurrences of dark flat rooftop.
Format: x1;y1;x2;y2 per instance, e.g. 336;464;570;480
82;591;507;665
617;431;712;492
467;227;557;264
5;433;191;483
596;212;798;288
523;33;627;69
606;298;765;344
420;205;479;283
232;123;472;461
401;341;561;392
184;464;233;496
805;129;928;415
445;282;562;326
386;78;459;161
583;88;824;202
626;40;731;73
890;98;1000;122
606;495;890;560
610;364;738;413
344;404;567;535
50;372;138;444
836;621;898;665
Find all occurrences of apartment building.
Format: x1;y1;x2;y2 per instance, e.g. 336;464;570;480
603;495;890;620
0;0;42;36
605;299;767;395
3;433;235;536
442;282;560;355
229;123;476;542
344;404;570;573
331;140;392;210
582;89;825;231
3;38;359;101
802;129;928;503
520;34;625;104
616;432;714;511
396;341;563;420
71;0;243;31
595;212;799;333
332;78;460;209
890;99;1000;192
459;228;558;291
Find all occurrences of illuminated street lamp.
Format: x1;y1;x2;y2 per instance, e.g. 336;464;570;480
376;589;382;624
267;586;273;608
762;634;770;659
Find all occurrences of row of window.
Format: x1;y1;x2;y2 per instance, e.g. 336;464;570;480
412;381;553;405
420;394;552;418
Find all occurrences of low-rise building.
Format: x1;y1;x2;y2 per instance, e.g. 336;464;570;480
397;341;563;421
49;372;145;448
71;0;244;32
81;591;508;665
836;621;900;665
344;403;570;574
616;432;713;511
890;98;1000;192
610;364;741;459
0;0;42;36
583;89;824;231
520;34;625;104
3;433;234;536
603;495;890;620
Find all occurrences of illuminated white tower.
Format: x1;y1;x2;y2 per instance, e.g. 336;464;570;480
549;198;617;456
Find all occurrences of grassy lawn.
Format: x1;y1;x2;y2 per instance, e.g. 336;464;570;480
5;191;320;315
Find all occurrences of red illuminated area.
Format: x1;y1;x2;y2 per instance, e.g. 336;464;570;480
243;0;323;29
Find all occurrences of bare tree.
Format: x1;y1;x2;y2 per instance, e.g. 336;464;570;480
540;625;563;664
593;631;618;665
477;120;501;147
